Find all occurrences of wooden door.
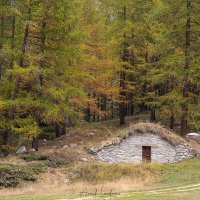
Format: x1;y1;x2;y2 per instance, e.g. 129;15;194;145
142;146;151;162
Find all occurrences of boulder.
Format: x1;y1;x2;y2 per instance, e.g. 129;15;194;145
85;147;96;154
16;146;26;154
80;158;88;162
87;132;94;137
187;133;200;138
29;148;36;152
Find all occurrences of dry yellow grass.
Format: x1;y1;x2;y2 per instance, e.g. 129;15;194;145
0;173;151;198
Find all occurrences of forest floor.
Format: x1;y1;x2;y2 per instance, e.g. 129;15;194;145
1;114;200;200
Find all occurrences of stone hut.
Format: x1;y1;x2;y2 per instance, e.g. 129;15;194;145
95;123;196;163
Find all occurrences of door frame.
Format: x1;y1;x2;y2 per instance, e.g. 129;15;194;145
142;146;151;162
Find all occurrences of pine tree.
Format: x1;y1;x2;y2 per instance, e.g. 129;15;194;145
0;0;85;154
146;0;200;135
78;0;119;122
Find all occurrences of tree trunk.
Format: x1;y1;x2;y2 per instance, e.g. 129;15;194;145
92;93;96;122
86;106;90;123
180;0;191;138
0;60;2;80
93;113;96;122
9;7;15;69
1;0;16;156
55;121;67;138
2;130;12;156
119;101;126;125
32;20;46;150
19;7;31;67
55;122;61;138
170;112;174;130
127;93;134;116
32;110;40;151
119;69;126;126
0;3;5;79
103;96;107;120
86;93;91;122
100;95;107;121
66;116;74;127
119;5;129;126
150;108;156;122
61;123;66;135
97;96;100;122
3;3;31;155
32;137;39;151
31;20;46;150
111;97;114;119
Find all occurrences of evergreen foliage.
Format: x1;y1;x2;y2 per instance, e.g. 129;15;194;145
1;0;200;154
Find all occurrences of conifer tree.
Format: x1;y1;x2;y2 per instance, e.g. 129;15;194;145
79;0;119;122
0;0;84;154
102;0;151;125
146;0;200;136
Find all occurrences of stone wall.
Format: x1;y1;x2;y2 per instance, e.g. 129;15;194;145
175;142;195;161
95;133;195;163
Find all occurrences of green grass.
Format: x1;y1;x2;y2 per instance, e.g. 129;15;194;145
4;188;200;200
155;158;200;188
114;189;200;200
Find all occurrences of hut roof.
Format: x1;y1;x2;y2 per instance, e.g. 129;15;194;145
121;123;184;146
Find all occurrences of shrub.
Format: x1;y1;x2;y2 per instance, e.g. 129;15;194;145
27;162;48;174
0;164;37;187
21;152;68;168
21;153;49;162
45;157;68;168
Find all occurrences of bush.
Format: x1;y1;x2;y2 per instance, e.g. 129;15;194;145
27;162;48;174
21;152;68;168
0;153;69;188
21;153;49;162
0;164;37;187
45;157;68;168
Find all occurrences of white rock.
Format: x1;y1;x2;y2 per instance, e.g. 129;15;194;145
16;146;26;154
29;148;36;152
87;132;94;136
64;179;70;183
187;133;200;137
63;145;68;149
80;158;88;162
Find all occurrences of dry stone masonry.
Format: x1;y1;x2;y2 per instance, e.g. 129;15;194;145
95;123;196;164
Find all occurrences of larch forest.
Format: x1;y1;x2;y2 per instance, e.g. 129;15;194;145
0;0;200;155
